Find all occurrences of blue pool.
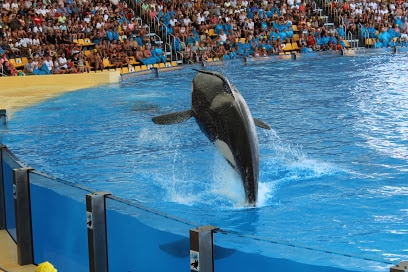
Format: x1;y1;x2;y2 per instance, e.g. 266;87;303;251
1;53;407;271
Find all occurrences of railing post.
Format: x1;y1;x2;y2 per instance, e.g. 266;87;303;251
189;225;218;272
0;144;5;230
0;109;6;124
390;261;408;272
86;192;111;272
13;167;34;265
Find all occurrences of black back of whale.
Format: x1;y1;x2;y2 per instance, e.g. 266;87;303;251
152;70;270;205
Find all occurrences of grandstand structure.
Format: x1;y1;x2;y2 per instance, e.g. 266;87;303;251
1;0;407;76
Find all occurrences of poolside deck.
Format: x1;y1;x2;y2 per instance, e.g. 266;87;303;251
0;71;121;120
0;230;36;272
0;71;120;270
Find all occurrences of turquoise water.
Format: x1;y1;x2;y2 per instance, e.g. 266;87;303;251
1;54;408;271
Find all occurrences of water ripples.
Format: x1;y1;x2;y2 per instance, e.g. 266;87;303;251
1;54;408;271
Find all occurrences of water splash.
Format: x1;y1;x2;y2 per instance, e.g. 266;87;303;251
154;126;341;210
259;128;341;205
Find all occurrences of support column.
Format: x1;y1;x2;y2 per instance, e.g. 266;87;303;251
13;167;34;265
0;144;5;230
189;225;218;272
86;192;111;272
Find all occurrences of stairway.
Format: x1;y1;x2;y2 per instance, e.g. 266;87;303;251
313;1;361;48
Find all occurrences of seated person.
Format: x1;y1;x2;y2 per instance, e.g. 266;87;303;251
139;46;156;65
23;57;36;75
152;44;167;63
134;46;145;63
87;49;104;72
2;60;17;76
32;57;51;75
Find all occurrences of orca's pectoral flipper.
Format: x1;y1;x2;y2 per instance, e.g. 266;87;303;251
253;118;271;130
152;110;193;125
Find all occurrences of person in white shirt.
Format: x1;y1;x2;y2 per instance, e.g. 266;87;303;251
33;25;43;33
10;0;19;11
389;1;396;13
44;55;54;72
103;11;110;21
197;13;206;24
169;16;178;27
24;0;32;9
32;34;41;46
110;0;119;8
369;0;378;10
219;30;227;43
58;53;68;69
96;20;104;29
287;0;295;9
183;17;192;26
84;14;91;24
349;0;356;11
19;37;30;48
379;5;389;15
354;6;363;16
2;0;11;11
36;5;49;16
246;19;254;31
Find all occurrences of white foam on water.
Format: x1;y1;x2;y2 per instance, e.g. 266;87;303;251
209;153;247;208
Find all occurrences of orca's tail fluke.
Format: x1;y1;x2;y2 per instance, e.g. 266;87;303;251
152;110;193;125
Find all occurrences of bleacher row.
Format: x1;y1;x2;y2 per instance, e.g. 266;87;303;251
364;37;408;48
6;21;356;77
7;54;180;75
215;25;303;54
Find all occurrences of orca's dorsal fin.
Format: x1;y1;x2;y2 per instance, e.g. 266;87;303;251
253;118;271;130
152;110;193;125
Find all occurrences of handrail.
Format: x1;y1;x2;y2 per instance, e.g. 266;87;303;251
118;0;176;64
166;33;184;63
312;1;317;12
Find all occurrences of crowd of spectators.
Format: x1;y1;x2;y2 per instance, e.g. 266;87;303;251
328;0;408;47
0;0;408;76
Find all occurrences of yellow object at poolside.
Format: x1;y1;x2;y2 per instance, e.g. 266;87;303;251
35;261;57;272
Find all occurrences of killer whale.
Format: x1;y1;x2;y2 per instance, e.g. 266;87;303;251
152;70;270;205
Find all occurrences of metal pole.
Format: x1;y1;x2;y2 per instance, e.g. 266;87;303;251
13;167;34;265
86;192;111;272
0;144;5;230
189;225;218;272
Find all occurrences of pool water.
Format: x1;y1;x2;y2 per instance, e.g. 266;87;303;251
1;54;407;271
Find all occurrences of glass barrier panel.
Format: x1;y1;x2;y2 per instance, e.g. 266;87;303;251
29;171;91;271
1;149;25;241
106;196;197;271
214;230;390;272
